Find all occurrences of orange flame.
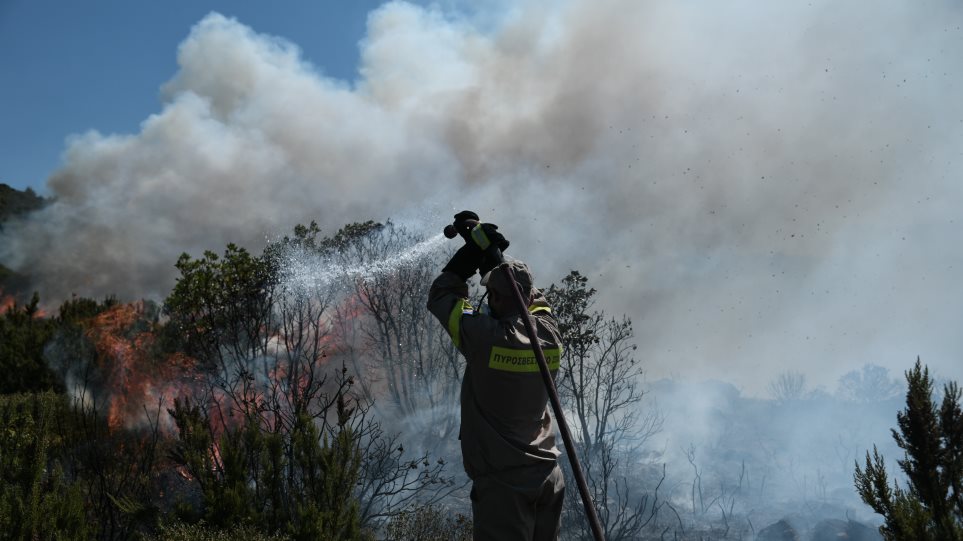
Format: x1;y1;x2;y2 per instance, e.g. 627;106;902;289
74;294;369;433
0;287;47;318
0;286;17;314
82;301;200;432
0;294;13;314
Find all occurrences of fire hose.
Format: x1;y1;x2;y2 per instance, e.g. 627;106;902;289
444;223;606;541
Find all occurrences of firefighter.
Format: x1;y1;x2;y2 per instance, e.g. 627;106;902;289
427;211;565;541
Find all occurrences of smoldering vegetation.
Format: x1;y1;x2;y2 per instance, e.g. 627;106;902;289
642;377;904;538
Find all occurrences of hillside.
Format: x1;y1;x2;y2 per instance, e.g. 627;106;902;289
0;183;46;298
0;182;46;225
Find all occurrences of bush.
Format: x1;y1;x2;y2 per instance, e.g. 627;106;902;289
0;293;61;394
383;504;472;541
145;521;291;541
0;392;91;540
0;389;165;540
169;399;369;541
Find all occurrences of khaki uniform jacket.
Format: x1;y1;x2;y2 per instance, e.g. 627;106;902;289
427;271;563;479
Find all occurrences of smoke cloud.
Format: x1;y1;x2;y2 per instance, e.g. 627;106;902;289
2;0;962;392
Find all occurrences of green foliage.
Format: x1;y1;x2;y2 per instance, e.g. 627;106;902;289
163;244;277;364
0;293;121;395
0;183;109;393
0;392;91;540
262;220;384;261
0;219;452;540
545;270;599;360
0;183;46;225
56;294;119;324
168;397;369;541
0;293;61;394
317;221;383;254
383;504;472;541
855;358;963;540
163;220;384;369
62;397;165;540
0;385;164;541
145;521;291;541
271;220;323;253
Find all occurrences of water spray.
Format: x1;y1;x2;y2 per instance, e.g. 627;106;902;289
278;232;447;296
445;219;606;541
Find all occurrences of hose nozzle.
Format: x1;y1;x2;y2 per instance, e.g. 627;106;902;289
443;218;479;240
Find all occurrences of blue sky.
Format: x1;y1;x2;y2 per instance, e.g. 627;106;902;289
0;0;393;192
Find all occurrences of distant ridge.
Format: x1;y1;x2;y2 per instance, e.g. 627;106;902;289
0;183;46;227
0;183;47;300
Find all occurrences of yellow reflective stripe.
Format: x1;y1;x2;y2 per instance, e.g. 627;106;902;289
471;224;491;250
488;346;562;373
529;306;552;315
447;299;472;347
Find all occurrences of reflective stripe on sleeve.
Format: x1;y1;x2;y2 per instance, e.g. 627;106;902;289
447;298;473;347
470;224;491;250
529;306;552;315
488;346;562;373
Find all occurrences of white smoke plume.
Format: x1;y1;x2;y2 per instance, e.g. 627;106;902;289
2;0;962;391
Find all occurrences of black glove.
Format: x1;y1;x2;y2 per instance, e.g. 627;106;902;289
452;210;480;242
444;210;511;279
443;243;484;280
450;211;510;252
473;223;509;252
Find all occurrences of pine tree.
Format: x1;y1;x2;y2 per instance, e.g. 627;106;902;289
854;358;963;540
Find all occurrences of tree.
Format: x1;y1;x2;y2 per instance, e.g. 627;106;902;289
162;223;455;530
284;221;461;519
324;221;462;449
854;358;963;540
0;293;61;394
545;271;664;540
0;182;47;224
838;363;903;403
164;243;278;375
768;370;807;404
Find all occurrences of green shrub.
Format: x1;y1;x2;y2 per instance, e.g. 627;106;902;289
0;294;61;394
0;392;91;540
0;389;166;540
144;521;291;541
169;400;369;541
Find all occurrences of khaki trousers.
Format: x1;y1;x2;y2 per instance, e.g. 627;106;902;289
470;462;565;541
